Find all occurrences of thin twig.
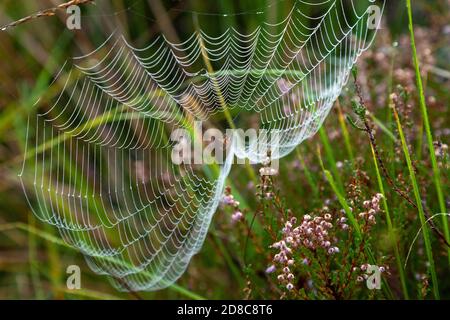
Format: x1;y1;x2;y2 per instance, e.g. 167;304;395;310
352;74;450;248
0;0;95;31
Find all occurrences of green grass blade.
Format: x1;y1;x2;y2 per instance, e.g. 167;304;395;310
336;101;355;162
392;100;439;299
319;127;344;192
296;148;319;197
28;215;44;299
406;0;450;265
318;149;394;299
317;148;360;238
370;144;409;299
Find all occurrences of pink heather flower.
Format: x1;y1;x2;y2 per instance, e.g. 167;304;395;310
271;212;342;282
259;167;278;176
222;195;233;204
286;283;294;291
231;211;243;223
265;265;276;274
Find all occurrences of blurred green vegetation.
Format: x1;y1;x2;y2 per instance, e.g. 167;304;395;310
0;0;449;299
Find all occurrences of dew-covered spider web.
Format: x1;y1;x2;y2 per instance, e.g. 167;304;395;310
19;0;384;291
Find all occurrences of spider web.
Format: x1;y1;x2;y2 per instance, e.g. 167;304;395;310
19;0;384;291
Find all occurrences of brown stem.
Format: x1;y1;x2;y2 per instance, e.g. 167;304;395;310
1;0;95;31
114;277;143;300
353;76;450;248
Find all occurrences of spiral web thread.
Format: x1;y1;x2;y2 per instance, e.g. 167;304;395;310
19;0;384;291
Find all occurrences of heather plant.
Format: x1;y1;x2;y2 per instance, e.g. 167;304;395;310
226;164;390;299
